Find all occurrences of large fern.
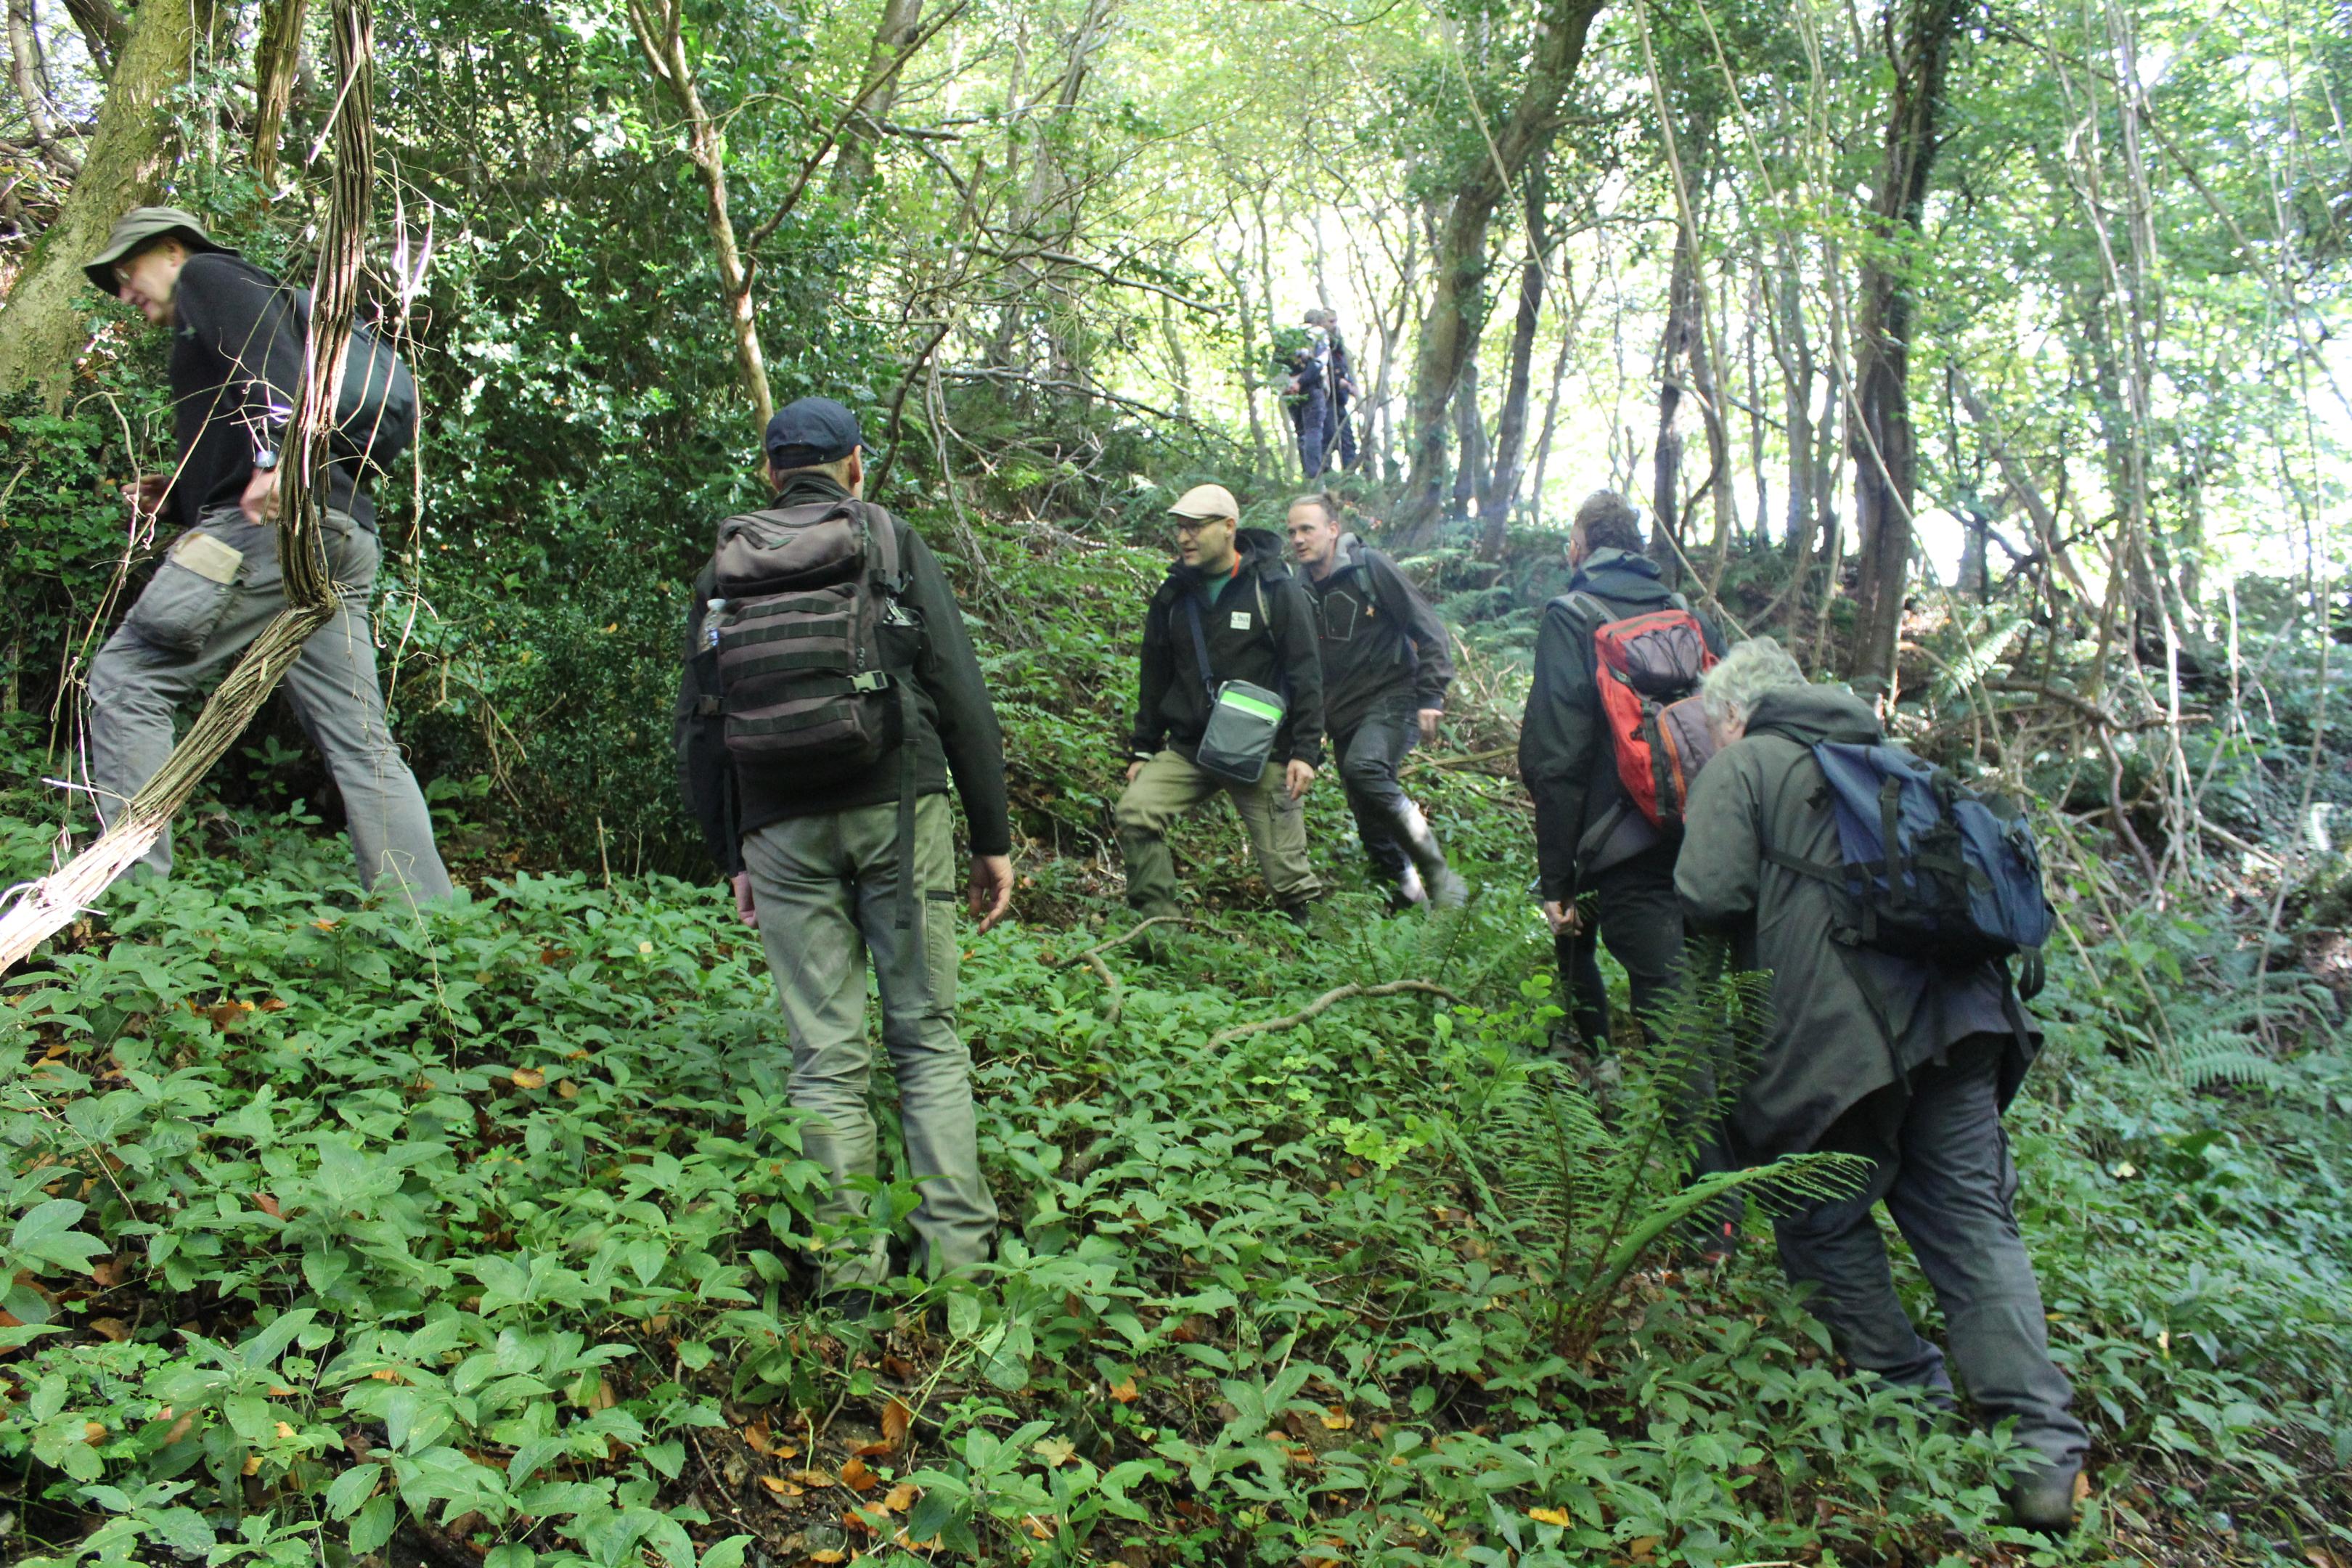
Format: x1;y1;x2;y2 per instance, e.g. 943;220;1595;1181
1455;970;1870;1357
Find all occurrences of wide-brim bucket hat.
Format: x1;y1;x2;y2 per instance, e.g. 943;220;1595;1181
83;206;234;294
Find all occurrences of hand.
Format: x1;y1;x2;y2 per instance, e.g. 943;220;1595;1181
128;473;171;515
1544;899;1586;936
1285;759;1316;800
731;871;757;928
968;854;1014;934
1125;759;1146;785
239;463;282;526
1416;707;1443;745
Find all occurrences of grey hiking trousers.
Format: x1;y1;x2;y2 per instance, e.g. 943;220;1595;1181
83;507;453;902
1775;1033;2089;1473
741;793;995;1291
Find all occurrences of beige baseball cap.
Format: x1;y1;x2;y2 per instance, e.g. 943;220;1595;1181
1168;483;1239;522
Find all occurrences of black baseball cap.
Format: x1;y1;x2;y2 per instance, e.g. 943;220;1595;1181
764;396;863;467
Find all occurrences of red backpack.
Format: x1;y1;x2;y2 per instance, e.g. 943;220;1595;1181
1563;593;1720;830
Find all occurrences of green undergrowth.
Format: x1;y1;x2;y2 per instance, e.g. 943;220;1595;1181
0;787;2345;1568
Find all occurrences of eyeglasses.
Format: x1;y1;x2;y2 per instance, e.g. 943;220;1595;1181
1173;517;1225;535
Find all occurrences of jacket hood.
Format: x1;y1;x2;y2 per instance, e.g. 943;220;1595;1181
1744;682;1883;746
1569;546;1673;604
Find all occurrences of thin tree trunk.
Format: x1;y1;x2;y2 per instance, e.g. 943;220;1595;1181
1844;0;1967;686
252;0;309;187
830;0;926;194
8;0;64;158
626;0;774;428
1451;356;1485;517
1651;220;1699;582
0;0;221;408
62;0;124;73
1159;292;1191;422
1397;0;1605;538
1526;301;1576;529
0;0;374;971
1479;160;1549;560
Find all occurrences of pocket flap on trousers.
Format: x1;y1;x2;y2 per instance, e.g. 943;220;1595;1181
172;531;245;585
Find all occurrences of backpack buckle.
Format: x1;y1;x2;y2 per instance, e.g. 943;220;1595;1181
849;671;891;693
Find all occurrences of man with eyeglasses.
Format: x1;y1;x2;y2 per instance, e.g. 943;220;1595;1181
75;205;452;899
1114;483;1325;934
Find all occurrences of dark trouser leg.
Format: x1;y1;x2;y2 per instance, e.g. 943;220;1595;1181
1589;842;1690;1030
1297;393;1331;480
1334;398;1358;470
1338;708;1461;905
1553;921;1610;1048
1333;722;1409;889
1773;1114;1955;1396
1883;1037;2088;1473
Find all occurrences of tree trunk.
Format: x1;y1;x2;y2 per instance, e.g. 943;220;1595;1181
1451;356;1485;518
1651;220;1699;582
1843;0;1966;687
1479;161;1549;560
1396;0;1605;539
830;0;926;195
0;0;219;408
252;0;310;188
62;0;125;74
626;0;774;428
8;0;64;160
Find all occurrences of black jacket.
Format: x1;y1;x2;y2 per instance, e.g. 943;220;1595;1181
1302;534;1453;737
674;473;1010;873
166;252;371;531
1130;527;1326;769
1516;547;1725;901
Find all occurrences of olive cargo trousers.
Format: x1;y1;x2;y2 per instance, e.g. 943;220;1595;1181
742;793;996;1291
1114;748;1320;916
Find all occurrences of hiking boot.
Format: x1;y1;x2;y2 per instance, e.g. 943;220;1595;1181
1389;864;1429;911
1281;902;1314;929
817;1288;887;1327
1394;801;1466;910
2006;1464;2080;1533
1426;865;1469;909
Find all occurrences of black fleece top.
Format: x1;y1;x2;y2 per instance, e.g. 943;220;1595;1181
1302;534;1454;737
674;473;1010;872
1516;547;1725;900
166;252;371;531
1130;528;1326;769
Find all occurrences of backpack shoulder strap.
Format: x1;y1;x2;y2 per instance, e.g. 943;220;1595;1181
851;499;906;594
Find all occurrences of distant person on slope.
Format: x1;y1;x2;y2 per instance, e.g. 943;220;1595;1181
1284;494;1464;909
676;396;1013;1323
1675;637;2088;1534
78;206;452;901
1304;308;1360;473
1115;483;1326;931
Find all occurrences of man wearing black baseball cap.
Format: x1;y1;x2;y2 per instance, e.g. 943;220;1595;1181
676;396;1013;1321
76;205;452;900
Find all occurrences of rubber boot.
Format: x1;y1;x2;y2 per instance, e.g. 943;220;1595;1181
2006;1463;2080;1534
1389;863;1428;912
1394;799;1467;908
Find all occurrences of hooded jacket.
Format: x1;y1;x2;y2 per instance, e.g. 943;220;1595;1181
1302;534;1454;737
1517;547;1725;899
1674;682;2034;1161
1130;526;1326;770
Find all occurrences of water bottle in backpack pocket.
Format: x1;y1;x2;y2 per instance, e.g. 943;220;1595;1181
1768;741;2056;997
710;498;919;786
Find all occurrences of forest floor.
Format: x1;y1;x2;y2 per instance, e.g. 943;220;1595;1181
0;542;2347;1568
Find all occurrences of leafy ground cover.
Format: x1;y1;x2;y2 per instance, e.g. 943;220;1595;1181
0;762;2346;1567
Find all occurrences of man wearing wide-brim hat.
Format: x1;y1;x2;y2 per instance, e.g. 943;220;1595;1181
77;205;452;900
1114;482;1326;935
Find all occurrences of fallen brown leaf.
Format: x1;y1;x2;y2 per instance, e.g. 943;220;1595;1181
838;1455;878;1493
788;1466;837;1488
1032;1437;1077;1468
1528;1506;1571;1527
88;1318;128;1342
881;1482;918;1513
511;1067;545;1090
880;1395;913;1447
758;1475;802;1498
1108;1376;1139;1403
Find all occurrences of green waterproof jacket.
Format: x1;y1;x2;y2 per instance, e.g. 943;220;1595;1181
1673;682;2033;1161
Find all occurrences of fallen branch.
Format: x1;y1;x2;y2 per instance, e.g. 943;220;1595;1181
1049;913;1221;966
1207;980;1460;1049
1407;744;1517;772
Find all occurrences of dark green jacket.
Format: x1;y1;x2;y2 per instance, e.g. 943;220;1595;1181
1674;682;2032;1161
1516;548;1723;900
1130;527;1326;769
674;473;1010;873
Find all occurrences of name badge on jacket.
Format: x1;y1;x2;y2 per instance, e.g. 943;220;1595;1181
1230;611;1251;630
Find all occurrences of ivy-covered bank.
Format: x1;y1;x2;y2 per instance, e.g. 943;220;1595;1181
0;757;2345;1567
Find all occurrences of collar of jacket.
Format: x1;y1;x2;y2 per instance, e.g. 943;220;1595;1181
1305;531;1368;592
1568;546;1671;602
1744;682;1884;746
770;472;852;509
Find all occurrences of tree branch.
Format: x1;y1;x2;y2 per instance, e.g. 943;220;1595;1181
1206;980;1460;1049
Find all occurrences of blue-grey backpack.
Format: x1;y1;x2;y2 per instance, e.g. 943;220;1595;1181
1768;742;2055;998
